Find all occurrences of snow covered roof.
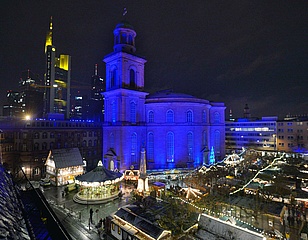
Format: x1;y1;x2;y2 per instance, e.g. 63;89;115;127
0;165;31;239
47;148;84;169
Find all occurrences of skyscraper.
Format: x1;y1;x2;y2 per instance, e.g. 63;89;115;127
44;17;71;119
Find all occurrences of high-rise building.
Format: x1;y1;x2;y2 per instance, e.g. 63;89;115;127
87;64;104;121
3;70;44;118
44;17;71;119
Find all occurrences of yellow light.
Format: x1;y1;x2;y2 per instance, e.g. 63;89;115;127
25;115;31;120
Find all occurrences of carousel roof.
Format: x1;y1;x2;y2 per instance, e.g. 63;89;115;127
76;161;123;184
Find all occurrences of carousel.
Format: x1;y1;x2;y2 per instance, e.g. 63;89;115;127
73;160;124;204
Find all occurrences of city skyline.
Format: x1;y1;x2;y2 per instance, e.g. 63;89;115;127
1;1;307;118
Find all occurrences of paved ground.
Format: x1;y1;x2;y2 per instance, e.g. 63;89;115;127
41;183;135;240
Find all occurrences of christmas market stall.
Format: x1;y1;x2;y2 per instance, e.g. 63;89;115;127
45;148;84;186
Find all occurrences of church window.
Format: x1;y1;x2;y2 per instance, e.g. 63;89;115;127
187;110;193;123
166;110;174;123
166;132;174;162
111;68;117;88
214;112;220;123
131;133;137;164
147;132;154;162
148;111;154;123
130;69;136;88
130;102;136;123
187;132;193;161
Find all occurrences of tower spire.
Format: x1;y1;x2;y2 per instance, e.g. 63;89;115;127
45;16;53;53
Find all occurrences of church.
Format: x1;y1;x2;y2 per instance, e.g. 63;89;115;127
102;21;225;171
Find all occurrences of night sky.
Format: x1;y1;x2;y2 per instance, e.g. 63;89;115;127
1;1;307;118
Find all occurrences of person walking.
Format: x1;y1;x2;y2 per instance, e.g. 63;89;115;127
90;208;94;224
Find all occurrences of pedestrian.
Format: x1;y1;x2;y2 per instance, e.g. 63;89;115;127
90;208;94;224
285;231;290;240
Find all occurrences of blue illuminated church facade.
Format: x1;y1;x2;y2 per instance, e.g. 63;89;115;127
102;21;225;171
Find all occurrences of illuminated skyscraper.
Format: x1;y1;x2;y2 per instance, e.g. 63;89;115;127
44;17;71;119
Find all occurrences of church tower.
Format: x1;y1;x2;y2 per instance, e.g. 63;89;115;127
102;21;148;171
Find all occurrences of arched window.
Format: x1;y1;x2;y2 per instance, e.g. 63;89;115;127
50;142;54;149
94;140;97;147
34;143;39;151
112;101;116;123
130;69;136;88
82;140;87;147
214;112;220;123
147;132;154;162
148;110;154;123
166;110;174;123
88;140;92;147
187;132;193;161
42;132;48;139
202;110;207;123
42;142;47;150
34;132;39;139
166;132;174;162
111;68;117;88
187;110;193;123
131;133;137;164
130;102;136;123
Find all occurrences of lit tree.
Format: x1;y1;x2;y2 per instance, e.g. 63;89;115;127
209;146;215;165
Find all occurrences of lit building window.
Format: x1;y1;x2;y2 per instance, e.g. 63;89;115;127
167;132;174;162
166;110;174;123
147;132;154;162
110;68;117;88
130;69;136;88
130;102;136;123
187;110;193;123
148;110;154;123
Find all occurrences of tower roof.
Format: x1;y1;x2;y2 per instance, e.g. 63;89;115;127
115;20;134;30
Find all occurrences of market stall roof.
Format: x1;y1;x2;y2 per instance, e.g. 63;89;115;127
76;161;123;184
48;148;84;169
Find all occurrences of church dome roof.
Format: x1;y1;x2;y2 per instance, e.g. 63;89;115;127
147;90;195;99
